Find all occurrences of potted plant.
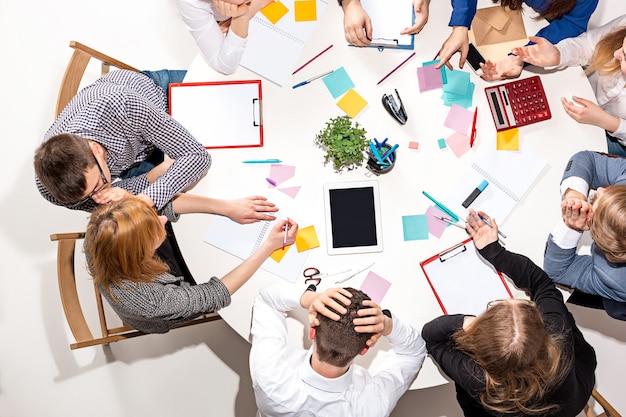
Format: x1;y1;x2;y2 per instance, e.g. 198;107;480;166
314;115;369;173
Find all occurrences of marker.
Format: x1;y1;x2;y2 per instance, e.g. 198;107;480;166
434;215;466;230
266;177;277;186
470;107;478;147
377;52;416;85
242;159;282;164
381;143;399;161
422;191;460;222
292;44;333;75
462;179;489;208
292;70;333;89
479;214;507;239
369;141;385;164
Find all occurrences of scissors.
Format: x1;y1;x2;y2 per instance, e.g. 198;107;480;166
303;267;350;286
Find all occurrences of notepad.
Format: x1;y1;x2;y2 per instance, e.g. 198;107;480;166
169;81;263;149
420;238;513;316
240;0;329;86
442;143;546;222
360;0;415;49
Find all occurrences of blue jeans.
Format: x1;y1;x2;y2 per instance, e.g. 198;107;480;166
606;131;626;157
140;69;187;99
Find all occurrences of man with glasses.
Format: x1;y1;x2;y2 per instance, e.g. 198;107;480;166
34;69;278;223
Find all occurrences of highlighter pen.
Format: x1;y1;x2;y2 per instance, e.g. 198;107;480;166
422;191;460;222
462;179;489;208
242;159;282;164
479;214;507;239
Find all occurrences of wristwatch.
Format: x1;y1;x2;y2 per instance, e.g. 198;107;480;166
382;309;392;319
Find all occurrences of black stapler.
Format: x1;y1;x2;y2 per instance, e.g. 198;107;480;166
382;89;408;125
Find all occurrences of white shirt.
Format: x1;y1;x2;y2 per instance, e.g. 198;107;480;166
249;284;426;417
553;15;626;143
176;0;247;74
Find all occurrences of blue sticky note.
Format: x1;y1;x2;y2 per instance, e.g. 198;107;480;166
442;69;470;96
323;67;355;99
442;82;475;108
437;138;447;149
402;215;429;241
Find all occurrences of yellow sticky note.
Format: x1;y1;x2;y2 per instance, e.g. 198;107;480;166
294;0;317;21
260;1;289;25
270;244;290;263
295;225;320;252
337;88;368;118
496;128;519;150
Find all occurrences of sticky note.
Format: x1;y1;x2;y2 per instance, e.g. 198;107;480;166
444;104;474;135
269;164;296;185
278;186;301;198
497;128;520;150
445;132;471;157
337;88;368;118
294;0;316;21
417;64;443;92
322;67;354;98
442;69;470;96
426;206;449;238
437;138;447;149
260;1;289;24
402;214;429;241
359;271;392;304
408;141;419;149
423;59;447;84
442;81;475;108
295;225;320;252
270;244;290;262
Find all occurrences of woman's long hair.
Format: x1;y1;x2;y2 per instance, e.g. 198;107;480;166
85;198;168;294
586;27;626;76
496;0;576;22
452;301;569;415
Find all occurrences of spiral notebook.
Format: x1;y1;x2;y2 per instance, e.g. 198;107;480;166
442;144;546;222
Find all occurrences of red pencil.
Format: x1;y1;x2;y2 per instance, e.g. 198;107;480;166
292;45;334;75
470;107;478;147
377;52;416;85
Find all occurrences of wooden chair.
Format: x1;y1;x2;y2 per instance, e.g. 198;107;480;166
55;40;139;117
586;388;622;417
50;224;222;350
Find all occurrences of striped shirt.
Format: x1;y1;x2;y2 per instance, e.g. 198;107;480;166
37;70;211;211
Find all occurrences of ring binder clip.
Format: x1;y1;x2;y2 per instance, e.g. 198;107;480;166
438;243;467;262
371;38;399;51
382;89;408;125
252;98;262;127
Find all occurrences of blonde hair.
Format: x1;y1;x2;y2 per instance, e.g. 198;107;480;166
590;185;626;263
586;26;626;76
452;302;568;415
85;198;168;294
497;0;575;21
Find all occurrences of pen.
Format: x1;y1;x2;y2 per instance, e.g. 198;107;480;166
369;141;385;164
292;70;333;89
479;214;507;239
434;215;466;230
377;52;416;85
381;143;399;161
292;44;334;75
470;107;478;147
422;191;460;222
462;179;488;208
283;221;289;248
334;262;375;284
242;159;282;164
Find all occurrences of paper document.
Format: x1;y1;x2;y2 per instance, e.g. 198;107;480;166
360;0;415;49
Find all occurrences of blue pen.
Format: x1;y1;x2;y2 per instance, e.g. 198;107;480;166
373;137;381;148
422;191;460;222
380;138;388;147
381;143;399;161
242;159;282;164
479;214;507;239
369;142;386;164
292;70;333;89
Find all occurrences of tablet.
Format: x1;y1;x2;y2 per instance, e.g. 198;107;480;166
323;180;383;255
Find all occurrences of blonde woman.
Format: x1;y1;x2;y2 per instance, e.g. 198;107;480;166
85;197;297;334
423;210;596;416
513;15;626;156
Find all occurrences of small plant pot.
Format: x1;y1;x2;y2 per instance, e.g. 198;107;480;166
366;145;397;176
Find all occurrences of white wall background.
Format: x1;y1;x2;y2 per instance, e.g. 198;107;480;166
0;1;624;416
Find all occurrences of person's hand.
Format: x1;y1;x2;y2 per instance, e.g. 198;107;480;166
218;18;232;34
353;299;391;347
306;287;352;326
561;96;621;132
341;0;372;46
479;55;523;81
511;36;560;67
400;0;430;35
246;0;273;15
222;195;279;224
465;209;498;249
561;197;592;231
436;26;469;70
91;187;133;205
212;0;250;18
261;218;298;253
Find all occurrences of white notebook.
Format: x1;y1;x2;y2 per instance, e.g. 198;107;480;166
240;0;329;86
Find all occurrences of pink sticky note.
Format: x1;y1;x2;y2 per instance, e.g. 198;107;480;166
269;164;296;185
445;132;471;157
278;186;301;198
444;104;474;135
417;65;443;92
408;141;419;150
359;271;391;304
426;206;449;238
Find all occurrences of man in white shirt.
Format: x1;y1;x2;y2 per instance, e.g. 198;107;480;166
249;284;426;417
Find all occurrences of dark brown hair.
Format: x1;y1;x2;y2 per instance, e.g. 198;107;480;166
496;0;576;21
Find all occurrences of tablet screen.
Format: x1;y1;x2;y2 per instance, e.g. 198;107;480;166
324;181;383;255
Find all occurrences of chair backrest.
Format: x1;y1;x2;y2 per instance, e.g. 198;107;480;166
50;231;221;350
585;389;622;417
55;40;139;117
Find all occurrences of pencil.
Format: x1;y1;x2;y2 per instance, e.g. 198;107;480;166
292;45;334;75
377;52;416;85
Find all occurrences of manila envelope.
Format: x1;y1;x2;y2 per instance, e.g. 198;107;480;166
470;6;527;47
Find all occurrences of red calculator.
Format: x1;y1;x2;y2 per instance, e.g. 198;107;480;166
485;76;551;131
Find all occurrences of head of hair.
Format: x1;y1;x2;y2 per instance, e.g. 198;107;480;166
314;288;373;368
85;198;168;294
452;301;568;415
590;185;626;263
587;27;626;77
495;0;575;21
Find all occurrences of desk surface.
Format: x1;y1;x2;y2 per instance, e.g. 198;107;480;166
174;0;605;389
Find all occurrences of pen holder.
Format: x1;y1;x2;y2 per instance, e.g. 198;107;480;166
366;144;397;176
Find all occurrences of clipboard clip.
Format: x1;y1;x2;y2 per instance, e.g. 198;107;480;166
382;89;407;125
252;98;262;127
438;243;467;262
370;38;399;52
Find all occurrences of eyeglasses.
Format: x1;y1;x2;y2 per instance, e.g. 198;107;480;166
73;156;109;205
486;299;536;310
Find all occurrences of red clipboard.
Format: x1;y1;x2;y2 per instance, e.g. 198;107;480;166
169;80;263;149
420;238;513;316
